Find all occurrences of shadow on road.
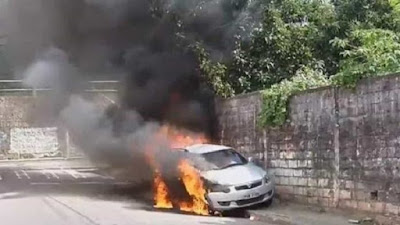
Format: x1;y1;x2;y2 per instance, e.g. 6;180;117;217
19;184;255;219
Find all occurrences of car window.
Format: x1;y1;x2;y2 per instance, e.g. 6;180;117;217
201;149;248;170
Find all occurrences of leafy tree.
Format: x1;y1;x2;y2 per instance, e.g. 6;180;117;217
333;0;400;31
228;0;400;94
331;28;400;88
151;0;400;104
192;43;235;97
230;0;335;94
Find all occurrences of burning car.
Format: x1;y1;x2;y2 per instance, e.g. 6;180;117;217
183;144;275;212
148;126;274;215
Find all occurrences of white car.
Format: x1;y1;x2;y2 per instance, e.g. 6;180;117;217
183;144;274;211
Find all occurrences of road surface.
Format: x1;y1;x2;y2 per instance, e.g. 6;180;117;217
0;167;265;225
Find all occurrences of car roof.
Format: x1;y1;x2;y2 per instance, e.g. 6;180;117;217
183;144;232;154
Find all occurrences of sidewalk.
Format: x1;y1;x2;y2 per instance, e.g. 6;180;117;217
248;200;400;225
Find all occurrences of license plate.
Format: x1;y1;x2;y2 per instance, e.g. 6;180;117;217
243;192;260;199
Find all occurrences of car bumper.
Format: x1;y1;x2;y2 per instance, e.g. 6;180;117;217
206;181;274;211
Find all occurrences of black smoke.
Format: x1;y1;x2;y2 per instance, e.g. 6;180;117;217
2;0;255;171
4;0;253;137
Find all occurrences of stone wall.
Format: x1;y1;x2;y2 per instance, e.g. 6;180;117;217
216;73;400;216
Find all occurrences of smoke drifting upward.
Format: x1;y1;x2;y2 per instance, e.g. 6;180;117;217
3;0;254;168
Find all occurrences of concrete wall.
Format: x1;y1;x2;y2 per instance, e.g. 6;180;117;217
0;93;41;158
0;88;118;159
216;73;400;215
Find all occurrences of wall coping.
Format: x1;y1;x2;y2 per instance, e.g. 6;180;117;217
220;72;400;101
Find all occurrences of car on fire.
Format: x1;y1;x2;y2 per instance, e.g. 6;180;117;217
182;144;275;212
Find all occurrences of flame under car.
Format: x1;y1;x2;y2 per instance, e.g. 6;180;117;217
181;144;275;211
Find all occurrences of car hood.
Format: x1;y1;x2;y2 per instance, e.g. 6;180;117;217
201;163;266;186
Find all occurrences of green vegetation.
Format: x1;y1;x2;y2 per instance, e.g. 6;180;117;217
189;0;400;127
230;0;336;93
259;64;330;127
331;28;400;88
151;0;400;126
193;44;235;98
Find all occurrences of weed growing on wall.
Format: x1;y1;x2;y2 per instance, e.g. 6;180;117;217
259;65;330;127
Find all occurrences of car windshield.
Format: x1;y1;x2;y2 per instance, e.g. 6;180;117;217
201;149;248;170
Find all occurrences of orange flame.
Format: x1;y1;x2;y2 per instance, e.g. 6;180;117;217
153;171;173;209
161;125;208;149
145;125;210;215
177;160;209;215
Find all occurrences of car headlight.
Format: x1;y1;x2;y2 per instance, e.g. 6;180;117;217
209;184;231;193
264;175;270;184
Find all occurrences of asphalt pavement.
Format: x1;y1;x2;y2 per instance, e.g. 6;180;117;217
0;167;125;194
0;166;265;225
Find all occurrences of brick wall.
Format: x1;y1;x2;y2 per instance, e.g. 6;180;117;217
216;73;400;215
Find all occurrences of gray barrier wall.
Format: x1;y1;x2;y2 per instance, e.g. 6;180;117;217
216;73;400;215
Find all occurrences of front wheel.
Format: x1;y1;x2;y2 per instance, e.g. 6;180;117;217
263;197;273;207
209;210;223;217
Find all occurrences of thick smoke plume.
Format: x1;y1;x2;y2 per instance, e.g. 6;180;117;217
2;0;255;178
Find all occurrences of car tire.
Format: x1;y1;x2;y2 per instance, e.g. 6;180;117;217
210;209;222;217
263;198;273;207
